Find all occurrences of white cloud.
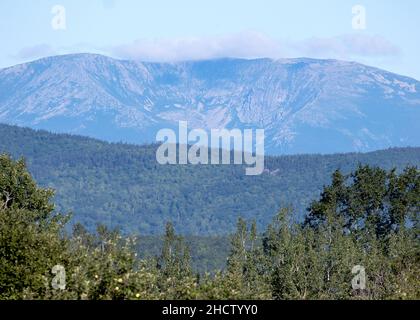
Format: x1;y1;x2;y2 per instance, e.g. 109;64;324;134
110;31;286;62
109;31;401;62
13;32;401;65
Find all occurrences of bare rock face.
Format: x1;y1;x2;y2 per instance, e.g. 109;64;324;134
1;53;419;154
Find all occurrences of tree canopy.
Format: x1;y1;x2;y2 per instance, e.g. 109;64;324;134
1;154;418;300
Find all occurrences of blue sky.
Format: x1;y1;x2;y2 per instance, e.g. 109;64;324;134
1;0;419;79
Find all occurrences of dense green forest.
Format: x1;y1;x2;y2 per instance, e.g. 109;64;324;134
0;155;418;299
1;123;419;236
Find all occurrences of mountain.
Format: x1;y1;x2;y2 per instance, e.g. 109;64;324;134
0;53;419;154
1;123;419;235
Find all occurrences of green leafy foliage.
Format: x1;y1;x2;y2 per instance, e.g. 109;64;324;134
1;154;418;299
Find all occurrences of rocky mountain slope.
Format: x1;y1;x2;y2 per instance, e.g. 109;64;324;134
0;53;419;154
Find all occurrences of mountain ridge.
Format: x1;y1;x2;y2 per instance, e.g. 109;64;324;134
1;53;419;154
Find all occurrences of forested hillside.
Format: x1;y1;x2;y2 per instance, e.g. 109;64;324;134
1;155;418;299
0;123;419;235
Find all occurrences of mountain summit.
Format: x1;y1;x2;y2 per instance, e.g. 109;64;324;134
0;53;419;154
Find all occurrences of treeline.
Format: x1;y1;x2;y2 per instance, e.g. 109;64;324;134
1;154;418;299
1;123;420;235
